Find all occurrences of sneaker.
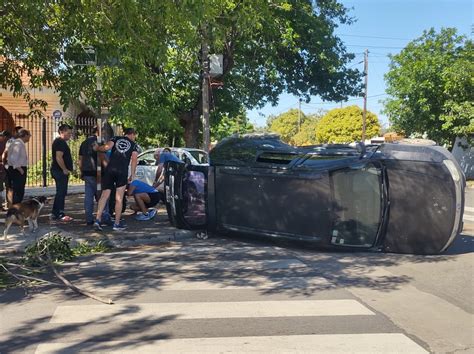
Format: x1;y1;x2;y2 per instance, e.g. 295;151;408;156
93;220;103;231
148;208;157;219
135;212;151;221
59;215;73;222
113;222;127;231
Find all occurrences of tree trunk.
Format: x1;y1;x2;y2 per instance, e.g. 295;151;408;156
179;108;201;148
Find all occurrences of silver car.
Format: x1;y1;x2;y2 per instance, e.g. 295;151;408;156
135;147;209;186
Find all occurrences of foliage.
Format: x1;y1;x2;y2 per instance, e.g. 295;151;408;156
211;109;254;142
316;105;380;143
0;257;15;289
1;233;111;288
293;117;321;146
383;28;473;147
23;233;73;267
1;0;362;147
268;109;307;144
72;240;111;257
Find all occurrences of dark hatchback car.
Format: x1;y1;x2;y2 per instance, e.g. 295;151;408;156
163;134;465;255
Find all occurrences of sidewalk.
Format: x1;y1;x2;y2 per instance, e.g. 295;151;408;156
0;193;194;255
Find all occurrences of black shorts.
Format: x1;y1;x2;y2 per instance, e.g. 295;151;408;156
102;169;128;190
145;192;162;208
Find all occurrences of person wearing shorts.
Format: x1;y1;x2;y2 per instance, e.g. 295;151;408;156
127;179;162;221
93;128;139;231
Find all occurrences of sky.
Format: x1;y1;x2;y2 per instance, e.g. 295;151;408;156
247;0;473;128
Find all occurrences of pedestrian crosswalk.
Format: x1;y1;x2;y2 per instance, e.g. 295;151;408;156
30;242;428;353
463;206;474;223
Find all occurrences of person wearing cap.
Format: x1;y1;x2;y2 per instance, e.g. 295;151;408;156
93;128;139;231
6;129;31;204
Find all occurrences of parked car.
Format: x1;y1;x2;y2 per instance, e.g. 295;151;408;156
135;147;208;186
163;134;465;255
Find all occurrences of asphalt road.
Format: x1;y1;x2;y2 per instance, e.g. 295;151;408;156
0;191;472;353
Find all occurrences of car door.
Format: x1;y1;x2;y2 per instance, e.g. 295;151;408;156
164;161;208;229
135;151;157;185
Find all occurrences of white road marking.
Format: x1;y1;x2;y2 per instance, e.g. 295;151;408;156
462;214;474;222
35;333;428;353
464;206;474;213
50;300;374;323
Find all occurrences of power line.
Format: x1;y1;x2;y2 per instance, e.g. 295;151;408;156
338;34;410;41
346;44;405;49
303;93;388;106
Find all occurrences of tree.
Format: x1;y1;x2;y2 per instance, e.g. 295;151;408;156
316;105;380;143
292;110;325;145
383;28;473;147
211;109;254;142
2;1;362;147
268;108;307;144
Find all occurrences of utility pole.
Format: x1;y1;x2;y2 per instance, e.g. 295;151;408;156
201;24;210;152
362;49;368;142
95;63;103;193
298;98;302;133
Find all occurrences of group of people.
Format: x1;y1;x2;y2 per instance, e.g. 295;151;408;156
80;127;177;231
0;122;179;233
0;124;79;222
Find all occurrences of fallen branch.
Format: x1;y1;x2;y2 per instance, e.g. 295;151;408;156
45;248;114;305
0;264;59;286
6;262;46;273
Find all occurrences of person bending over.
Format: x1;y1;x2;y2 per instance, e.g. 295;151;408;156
93;128;138;231
127;179;162;221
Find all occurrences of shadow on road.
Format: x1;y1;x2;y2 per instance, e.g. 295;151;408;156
0;305;176;353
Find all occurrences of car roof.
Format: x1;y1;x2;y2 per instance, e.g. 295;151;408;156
140;147;206;153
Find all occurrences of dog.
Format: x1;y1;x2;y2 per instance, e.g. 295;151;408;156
3;196;48;241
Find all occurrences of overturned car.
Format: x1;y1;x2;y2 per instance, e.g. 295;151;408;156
164;135;465;255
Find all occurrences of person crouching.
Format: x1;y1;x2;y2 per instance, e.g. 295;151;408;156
126;180;162;221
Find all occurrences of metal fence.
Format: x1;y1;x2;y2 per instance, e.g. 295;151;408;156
2;114;97;187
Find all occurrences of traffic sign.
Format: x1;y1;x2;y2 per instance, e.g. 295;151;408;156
52;110;62;119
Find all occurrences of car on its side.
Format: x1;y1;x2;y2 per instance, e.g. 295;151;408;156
163;134;465;255
135;147;208;186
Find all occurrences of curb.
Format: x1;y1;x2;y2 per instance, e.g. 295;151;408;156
24;185;84;198
0;228;195;256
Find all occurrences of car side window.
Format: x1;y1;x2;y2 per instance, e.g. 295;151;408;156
138;152;155;166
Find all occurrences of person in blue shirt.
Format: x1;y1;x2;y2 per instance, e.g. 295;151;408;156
126;179;163;221
152;148;184;188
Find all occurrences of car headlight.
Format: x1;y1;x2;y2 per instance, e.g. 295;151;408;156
443;159;461;182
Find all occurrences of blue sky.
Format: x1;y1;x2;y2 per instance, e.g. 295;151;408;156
247;0;473;128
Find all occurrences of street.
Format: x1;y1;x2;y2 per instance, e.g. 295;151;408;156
0;191;472;353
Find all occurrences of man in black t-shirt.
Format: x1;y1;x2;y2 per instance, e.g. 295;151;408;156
93;128;139;231
51;124;74;221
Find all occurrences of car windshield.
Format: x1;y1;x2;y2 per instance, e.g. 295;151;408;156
188;150;208;164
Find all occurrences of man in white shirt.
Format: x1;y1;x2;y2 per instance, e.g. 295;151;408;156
2;126;22;208
6;129;31;204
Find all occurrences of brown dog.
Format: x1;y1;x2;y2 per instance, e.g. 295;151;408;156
3;196;48;241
